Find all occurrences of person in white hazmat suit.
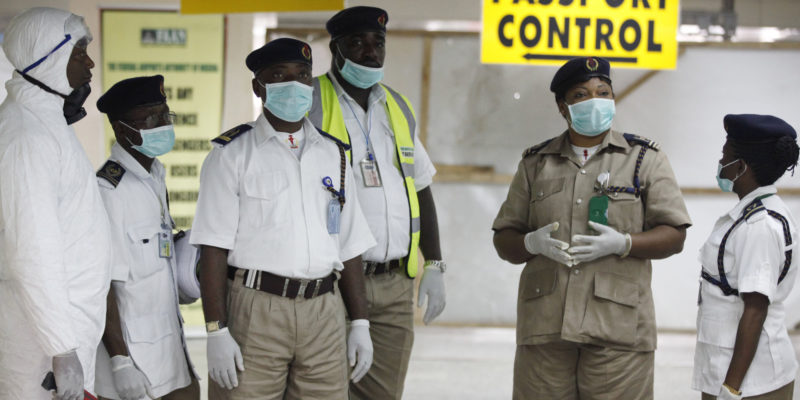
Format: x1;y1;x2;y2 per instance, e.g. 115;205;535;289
0;7;112;400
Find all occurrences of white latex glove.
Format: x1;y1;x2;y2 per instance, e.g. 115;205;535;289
718;384;743;400
52;350;83;400
347;319;373;383
417;267;446;324
524;222;574;266
207;327;244;390
569;221;629;265
110;355;154;400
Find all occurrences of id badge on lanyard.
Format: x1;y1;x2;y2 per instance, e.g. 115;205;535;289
360;157;382;187
158;223;172;258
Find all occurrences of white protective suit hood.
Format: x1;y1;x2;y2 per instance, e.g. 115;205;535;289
2;7;92;95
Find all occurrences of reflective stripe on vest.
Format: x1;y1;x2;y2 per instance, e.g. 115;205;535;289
309;74;421;278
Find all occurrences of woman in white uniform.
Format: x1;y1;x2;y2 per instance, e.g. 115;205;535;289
694;114;800;400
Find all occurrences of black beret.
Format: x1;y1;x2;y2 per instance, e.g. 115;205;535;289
326;6;388;40
724;114;797;142
550;57;611;93
246;38;312;73
97;75;166;115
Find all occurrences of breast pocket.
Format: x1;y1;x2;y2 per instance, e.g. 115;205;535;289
242;170;290;227
529;178;565;229
606;190;643;234
126;223;167;280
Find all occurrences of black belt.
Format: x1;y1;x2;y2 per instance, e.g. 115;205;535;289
227;266;336;299
363;260;401;275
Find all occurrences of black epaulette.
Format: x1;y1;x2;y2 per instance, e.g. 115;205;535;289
523;138;554;158
317;128;352;150
96;160;125;188
211;124;253;146
623;133;660;151
743;199;766;221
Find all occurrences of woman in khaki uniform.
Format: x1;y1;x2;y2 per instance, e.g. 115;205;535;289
492;56;692;400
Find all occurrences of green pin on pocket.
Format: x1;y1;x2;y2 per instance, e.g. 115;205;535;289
588;195;609;226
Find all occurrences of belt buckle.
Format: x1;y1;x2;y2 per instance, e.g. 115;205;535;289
363;261;378;275
311;279;323;297
297;279;310;298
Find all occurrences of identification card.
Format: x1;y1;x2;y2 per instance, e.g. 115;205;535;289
360;158;382;187
158;231;172;258
588;195;609;226
327;199;341;234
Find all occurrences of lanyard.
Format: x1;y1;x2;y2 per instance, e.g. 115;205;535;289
343;97;375;161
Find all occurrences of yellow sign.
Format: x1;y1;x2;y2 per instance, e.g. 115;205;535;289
481;0;679;69
101;11;224;229
181;0;344;14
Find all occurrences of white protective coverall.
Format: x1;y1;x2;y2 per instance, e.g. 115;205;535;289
0;7;112;398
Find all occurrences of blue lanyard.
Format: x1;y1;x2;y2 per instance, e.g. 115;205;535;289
343;98;375;161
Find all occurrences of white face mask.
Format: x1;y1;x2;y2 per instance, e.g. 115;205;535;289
567;98;615;137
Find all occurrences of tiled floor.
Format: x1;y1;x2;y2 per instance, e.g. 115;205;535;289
185;326;800;399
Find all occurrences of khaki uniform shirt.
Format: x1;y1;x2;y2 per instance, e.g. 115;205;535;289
493;130;691;351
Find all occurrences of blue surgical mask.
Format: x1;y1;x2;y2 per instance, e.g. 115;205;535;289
261;81;313;122
567;98;615;137
122;122;175;157
716;159;745;192
336;47;384;89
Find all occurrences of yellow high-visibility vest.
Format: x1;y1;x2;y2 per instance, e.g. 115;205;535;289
309;73;421;279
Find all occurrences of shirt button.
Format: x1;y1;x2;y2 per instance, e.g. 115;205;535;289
535;288;540;293
580;169;586;174
576;198;583;205
538;191;544;197
574;269;580;275
613;192;619;197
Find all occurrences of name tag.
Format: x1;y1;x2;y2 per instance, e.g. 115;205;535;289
327;199;341;234
360;158;382;187
158;231;172;258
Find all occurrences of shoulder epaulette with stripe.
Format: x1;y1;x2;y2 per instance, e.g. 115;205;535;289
317;128;352;150
211;124;253;146
743;199;767;222
96;160;125;188
523;138;554;158
623;133;660;151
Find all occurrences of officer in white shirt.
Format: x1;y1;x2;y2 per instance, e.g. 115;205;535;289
309;7;447;399
94;75;199;400
190;38;376;399
695;114;800;400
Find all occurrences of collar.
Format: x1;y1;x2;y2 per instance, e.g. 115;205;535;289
727;185;778;220
540;129;631;158
326;71;386;106
256;114;322;148
110;142;164;181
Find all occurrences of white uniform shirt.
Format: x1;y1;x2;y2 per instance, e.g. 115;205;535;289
328;73;437;263
191;116;375;279
93;143;194;398
693;185;799;396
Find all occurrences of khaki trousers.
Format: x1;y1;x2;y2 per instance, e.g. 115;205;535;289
513;340;654;400
702;381;794;400
349;270;415;400
210;271;348;400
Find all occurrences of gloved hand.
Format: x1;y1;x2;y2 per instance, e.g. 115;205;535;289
110;355;154;400
417;266;446;324
718;384;743;400
347;319;373;383
569;221;630;264
207;327;244;390
52;350;84;400
524;222;574;266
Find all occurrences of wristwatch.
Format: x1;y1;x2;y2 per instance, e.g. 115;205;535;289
205;320;226;333
424;260;447;273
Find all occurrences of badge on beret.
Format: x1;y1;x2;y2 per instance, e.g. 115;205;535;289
301;44;312;61
377;14;387;27
586;57;599;72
